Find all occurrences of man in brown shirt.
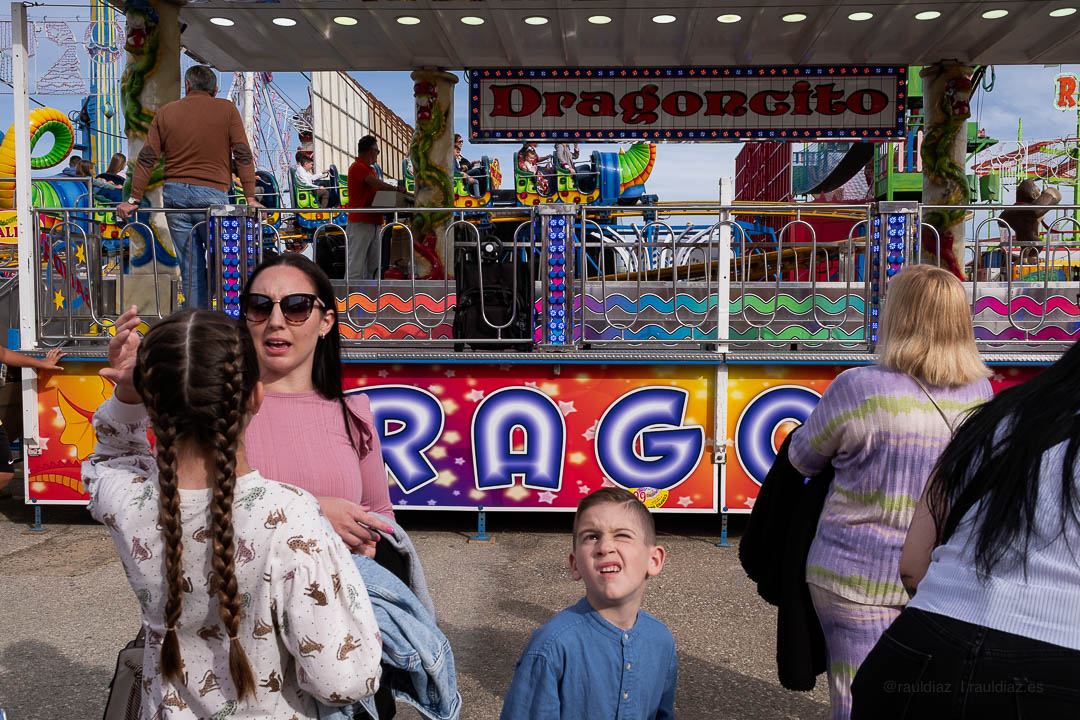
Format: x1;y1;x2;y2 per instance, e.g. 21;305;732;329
116;65;263;309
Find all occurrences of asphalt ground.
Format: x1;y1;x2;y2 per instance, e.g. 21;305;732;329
0;493;829;719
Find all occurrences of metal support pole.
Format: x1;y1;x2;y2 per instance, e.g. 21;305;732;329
1074;105;1079;225
713;177;732;550
467;505;494;543
242;72;256;143
12;2;35;350
11;3;42;477
714;512;730;548
713;177;732;464
29;504;45;533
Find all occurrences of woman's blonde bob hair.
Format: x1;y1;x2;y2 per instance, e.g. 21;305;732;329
877;264;990;387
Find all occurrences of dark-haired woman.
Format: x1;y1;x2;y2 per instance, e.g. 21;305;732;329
241;254;407;719
241;254;394;558
851;344;1080;718
84;307;382;717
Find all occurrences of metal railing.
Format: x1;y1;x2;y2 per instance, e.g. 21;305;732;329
916;204;1080;349
20;201;1080;358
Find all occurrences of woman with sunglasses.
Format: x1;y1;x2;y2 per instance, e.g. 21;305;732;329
241;254;393;559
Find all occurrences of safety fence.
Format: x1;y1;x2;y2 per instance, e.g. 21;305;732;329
917;204;1080;349
23;201;1080;357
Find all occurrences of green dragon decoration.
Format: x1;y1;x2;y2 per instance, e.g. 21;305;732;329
408;80;454;279
120;0;160;137
920;73;974;279
119;0;171;267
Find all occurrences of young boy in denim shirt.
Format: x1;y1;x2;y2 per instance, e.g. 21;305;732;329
500;487;677;720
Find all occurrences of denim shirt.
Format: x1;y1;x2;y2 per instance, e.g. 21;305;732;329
320;556;460;720
500;597;677;720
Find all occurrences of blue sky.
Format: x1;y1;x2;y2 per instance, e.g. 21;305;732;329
3;5;1078;203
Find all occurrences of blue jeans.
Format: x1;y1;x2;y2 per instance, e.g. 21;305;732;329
162;182;227;309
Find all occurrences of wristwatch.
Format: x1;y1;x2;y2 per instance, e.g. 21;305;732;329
127;196;141;205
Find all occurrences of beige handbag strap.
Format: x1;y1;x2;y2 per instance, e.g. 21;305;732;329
909;374;955;434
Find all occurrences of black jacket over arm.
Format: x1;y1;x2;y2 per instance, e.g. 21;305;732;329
738;430;832;691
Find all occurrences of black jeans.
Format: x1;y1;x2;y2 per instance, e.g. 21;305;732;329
852;607;1080;719
353;539;410;720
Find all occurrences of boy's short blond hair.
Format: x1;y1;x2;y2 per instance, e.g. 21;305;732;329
572;487;656;547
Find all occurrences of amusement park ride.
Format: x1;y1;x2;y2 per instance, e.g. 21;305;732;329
6;1;1080;533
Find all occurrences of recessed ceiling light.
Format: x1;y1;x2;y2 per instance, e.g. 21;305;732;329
461;16;485;26
209;17;234;27
782;13;808;23
524;15;549;25
1049;7;1077;17
272;17;296;27
652;14;677;24
334;16;358;26
397;16;420;25
588;15;612;25
717;14;742;24
848;12;873;21
915;10;941;20
982;9;1008;19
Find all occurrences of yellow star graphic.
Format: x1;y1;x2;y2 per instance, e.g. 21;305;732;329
53;289;65;310
75;243;86;265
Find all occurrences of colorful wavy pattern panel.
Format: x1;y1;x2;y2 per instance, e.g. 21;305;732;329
339;324;453;340
971;295;1080;341
974;326;1080;341
731;293;867;315
971;295;1080;317
338;291;869;342
342;292;453;315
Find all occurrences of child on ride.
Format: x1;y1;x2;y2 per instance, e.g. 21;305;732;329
84;307;382;719
518;145;550;196
295;150;331;208
500;487;677;720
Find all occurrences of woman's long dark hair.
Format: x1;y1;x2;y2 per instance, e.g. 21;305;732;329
244;253;372;459
928;341;1080;576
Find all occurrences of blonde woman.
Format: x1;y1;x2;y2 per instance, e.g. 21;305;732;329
787;265;992;720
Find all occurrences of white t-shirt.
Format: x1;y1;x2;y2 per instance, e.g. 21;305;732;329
909;437;1080;651
83;397;383;719
295;165;325;187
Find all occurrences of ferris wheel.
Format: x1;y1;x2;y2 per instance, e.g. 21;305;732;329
226;71;311;197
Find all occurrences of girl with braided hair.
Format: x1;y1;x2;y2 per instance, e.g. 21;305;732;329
84;307;382;719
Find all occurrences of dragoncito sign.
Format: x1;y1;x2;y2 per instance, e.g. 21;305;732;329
468;65;907;142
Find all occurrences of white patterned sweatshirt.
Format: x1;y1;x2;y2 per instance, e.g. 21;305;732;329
83;396;383;720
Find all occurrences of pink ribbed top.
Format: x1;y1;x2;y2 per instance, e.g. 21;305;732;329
244;390;394;518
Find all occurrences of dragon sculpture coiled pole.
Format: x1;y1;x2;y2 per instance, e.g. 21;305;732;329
408;70;458;279
120;0;181;304
920;63;974;279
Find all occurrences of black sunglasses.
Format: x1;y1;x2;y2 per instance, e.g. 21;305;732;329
240;293;325;324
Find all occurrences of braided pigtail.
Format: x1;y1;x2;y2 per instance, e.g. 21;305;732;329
134;309;261;703
150;407;186;683
208;338;256;700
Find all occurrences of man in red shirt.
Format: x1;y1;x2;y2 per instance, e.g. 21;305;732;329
346;135;403;281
